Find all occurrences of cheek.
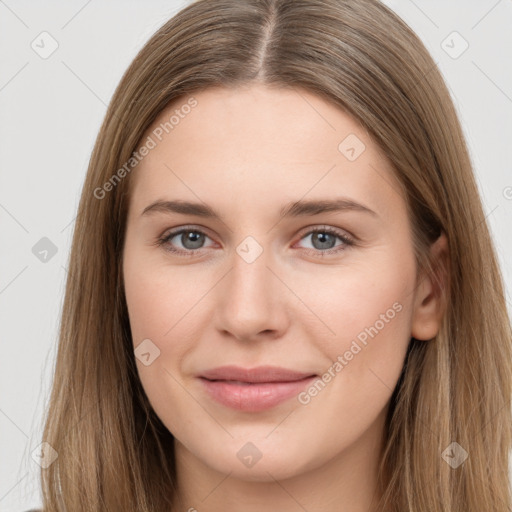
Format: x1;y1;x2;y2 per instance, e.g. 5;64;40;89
123;246;218;414
284;261;415;467
297;245;415;388
123;250;205;430
123;245;204;347
296;247;414;349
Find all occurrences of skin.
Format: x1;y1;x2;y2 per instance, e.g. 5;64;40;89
122;84;447;511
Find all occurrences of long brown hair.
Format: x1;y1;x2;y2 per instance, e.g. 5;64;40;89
40;0;512;510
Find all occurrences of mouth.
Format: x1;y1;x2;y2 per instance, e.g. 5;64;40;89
198;365;317;412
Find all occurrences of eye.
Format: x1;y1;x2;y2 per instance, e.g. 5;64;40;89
294;226;354;255
156;226;215;256
155;225;355;257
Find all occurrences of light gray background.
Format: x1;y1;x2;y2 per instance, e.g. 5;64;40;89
1;1;511;510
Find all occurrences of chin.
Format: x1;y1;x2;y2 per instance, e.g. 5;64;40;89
196;437;319;482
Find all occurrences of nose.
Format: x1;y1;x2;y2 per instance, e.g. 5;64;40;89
213;246;290;342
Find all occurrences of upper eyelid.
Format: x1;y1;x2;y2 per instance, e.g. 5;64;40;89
163;224;216;242
162;224;354;245
296;224;353;239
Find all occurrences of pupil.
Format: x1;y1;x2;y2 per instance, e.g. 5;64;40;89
313;232;335;250
179;231;336;251
183;231;204;249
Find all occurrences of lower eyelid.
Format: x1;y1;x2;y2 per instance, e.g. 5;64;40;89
160;226;353;254
295;231;353;251
163;229;215;250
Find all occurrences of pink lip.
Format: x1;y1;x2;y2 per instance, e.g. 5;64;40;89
198;365;317;412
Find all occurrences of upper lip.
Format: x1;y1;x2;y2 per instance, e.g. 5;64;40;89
199;365;317;383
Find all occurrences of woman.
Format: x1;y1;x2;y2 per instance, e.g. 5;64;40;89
37;0;512;510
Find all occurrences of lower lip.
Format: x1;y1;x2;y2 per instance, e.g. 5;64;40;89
199;376;316;412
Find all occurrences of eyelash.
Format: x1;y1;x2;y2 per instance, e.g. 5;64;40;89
155;225;355;258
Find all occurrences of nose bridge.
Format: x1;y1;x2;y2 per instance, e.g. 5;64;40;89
214;237;286;339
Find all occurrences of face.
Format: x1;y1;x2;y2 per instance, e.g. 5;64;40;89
122;84;441;484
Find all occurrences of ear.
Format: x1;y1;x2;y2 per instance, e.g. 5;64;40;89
411;232;449;341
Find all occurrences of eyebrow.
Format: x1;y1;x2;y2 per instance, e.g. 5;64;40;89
141;198;378;219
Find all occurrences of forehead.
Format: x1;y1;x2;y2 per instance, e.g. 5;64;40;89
128;84;404;220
